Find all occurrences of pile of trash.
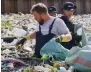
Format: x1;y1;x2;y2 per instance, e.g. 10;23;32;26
1;13;91;72
70;14;91;36
1;13;36;59
1;57;74;72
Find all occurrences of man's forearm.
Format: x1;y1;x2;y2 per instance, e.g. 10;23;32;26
26;32;36;40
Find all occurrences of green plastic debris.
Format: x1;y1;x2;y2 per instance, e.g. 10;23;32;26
1;21;7;26
7;20;12;28
41;54;47;60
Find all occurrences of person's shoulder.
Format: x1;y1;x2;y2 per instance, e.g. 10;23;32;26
53;17;65;29
49;16;65;25
55;17;64;23
60;15;67;20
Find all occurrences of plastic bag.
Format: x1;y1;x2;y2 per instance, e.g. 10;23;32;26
65;45;91;71
40;39;69;61
82;28;88;47
74;24;88;47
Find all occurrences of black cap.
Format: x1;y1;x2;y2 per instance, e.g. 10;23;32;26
48;6;56;13
63;2;77;10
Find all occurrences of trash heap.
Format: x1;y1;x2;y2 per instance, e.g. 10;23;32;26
1;13;36;59
1;13;91;72
70;14;91;36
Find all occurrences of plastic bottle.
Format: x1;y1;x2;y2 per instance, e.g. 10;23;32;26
2;60;6;68
57;67;67;72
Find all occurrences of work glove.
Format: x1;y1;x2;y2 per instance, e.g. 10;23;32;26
55;36;63;43
16;35;31;49
16;38;26;49
55;34;71;43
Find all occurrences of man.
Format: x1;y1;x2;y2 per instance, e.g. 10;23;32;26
60;2;81;49
16;3;72;58
48;6;57;17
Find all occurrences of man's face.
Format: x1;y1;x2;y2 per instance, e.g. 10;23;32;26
63;9;74;17
33;11;44;25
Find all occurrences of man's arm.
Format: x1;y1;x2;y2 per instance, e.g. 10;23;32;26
16;32;36;48
56;18;72;42
26;32;36;40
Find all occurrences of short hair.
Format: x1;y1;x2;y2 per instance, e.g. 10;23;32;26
31;3;48;14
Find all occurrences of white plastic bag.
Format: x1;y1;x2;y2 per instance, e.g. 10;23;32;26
65;45;91;71
40;39;69;61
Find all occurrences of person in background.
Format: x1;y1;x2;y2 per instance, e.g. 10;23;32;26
60;2;82;49
48;6;57;17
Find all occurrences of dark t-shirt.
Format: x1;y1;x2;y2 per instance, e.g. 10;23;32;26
61;16;74;33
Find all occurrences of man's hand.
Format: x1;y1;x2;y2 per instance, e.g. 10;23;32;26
55;33;72;43
16;32;36;49
16;38;26;49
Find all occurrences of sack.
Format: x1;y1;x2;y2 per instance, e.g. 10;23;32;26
40;39;69;61
65;45;91;71
82;28;88;47
88;36;91;45
74;24;88;47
